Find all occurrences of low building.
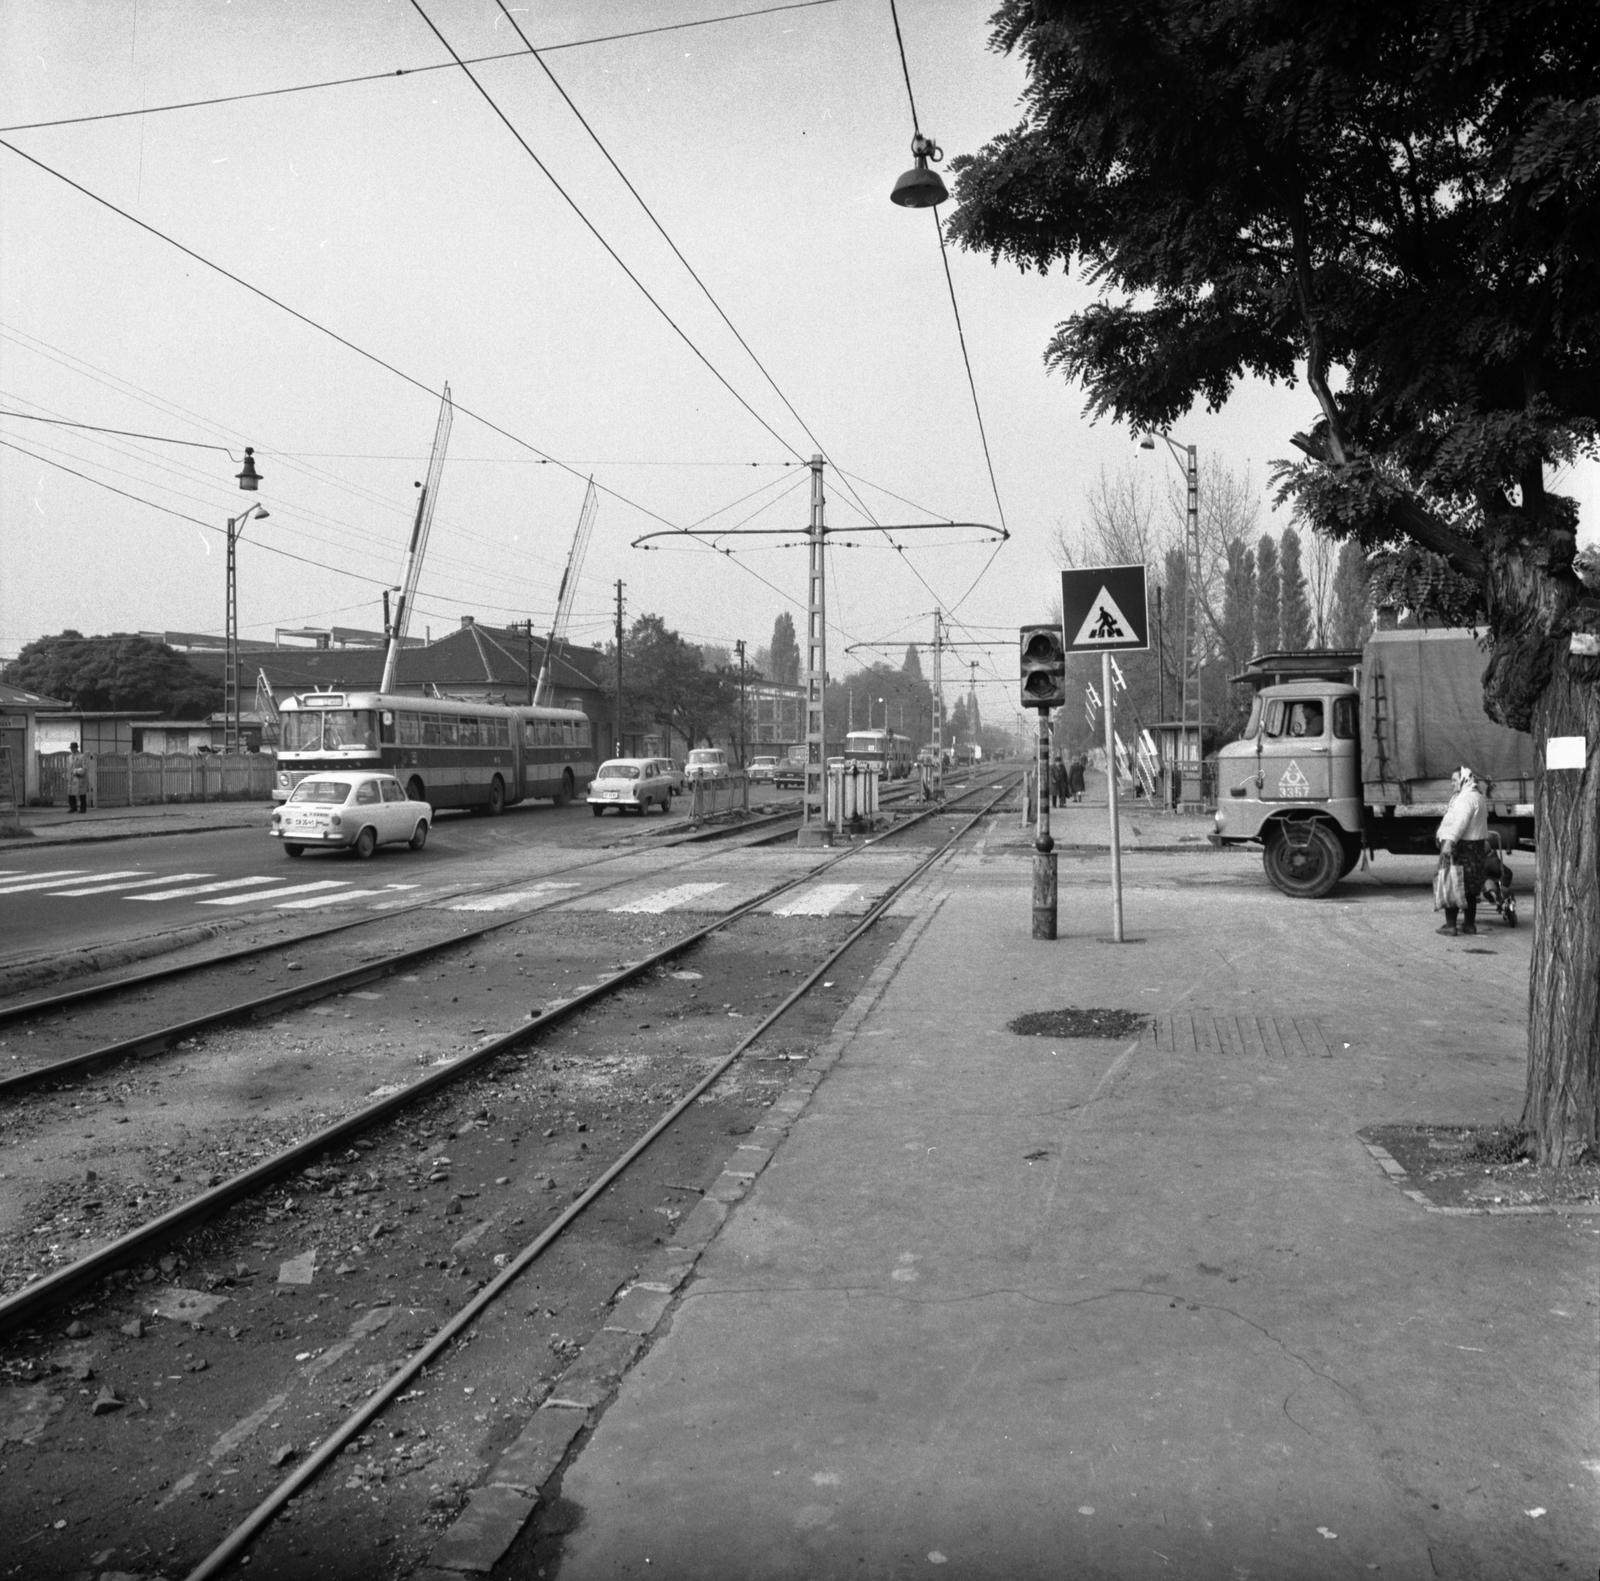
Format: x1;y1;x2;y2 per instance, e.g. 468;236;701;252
0;681;69;807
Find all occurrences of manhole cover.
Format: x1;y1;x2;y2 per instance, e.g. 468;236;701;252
1007;1008;1148;1039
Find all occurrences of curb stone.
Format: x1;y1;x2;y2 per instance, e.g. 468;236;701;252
1359;1138;1600;1216
0;916;256;998
422;889;950;1573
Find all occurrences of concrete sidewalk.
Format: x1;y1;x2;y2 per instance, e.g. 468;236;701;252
540;847;1594;1579
0;799;266;847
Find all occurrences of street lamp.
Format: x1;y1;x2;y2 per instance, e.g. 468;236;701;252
890;133;949;208
226;448;267;755
1139;431;1200;803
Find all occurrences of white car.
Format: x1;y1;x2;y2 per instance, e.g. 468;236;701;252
748;755;779;781
588;758;675;816
684;747;730;780
271;772;431;858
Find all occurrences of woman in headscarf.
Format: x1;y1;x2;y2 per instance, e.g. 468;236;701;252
1436;766;1490;936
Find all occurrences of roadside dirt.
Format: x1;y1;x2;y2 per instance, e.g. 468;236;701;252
0;910;904;1580
1362;1122;1600;1211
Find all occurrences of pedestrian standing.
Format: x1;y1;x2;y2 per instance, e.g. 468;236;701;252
67;742;88;814
1050;752;1068;808
1068;756;1086;803
1435;765;1489;936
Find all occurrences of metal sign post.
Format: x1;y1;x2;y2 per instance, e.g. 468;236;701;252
1061;565;1149;945
1102;652;1123;942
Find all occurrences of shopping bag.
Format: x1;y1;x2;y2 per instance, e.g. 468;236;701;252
1432;864;1451;912
1447;863;1468;909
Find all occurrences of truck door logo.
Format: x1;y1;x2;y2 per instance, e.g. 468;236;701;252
1278;761;1311;798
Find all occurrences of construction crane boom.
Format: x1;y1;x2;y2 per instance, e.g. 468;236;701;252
533;477;597;707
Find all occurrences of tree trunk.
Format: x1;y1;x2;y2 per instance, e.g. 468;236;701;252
1483;535;1600;1166
1522;648;1600;1165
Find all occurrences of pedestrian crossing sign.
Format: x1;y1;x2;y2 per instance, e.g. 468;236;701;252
1060;564;1149;653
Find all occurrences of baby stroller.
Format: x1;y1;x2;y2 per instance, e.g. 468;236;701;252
1480;831;1517;927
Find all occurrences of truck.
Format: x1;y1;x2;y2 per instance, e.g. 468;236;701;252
1210;626;1538;899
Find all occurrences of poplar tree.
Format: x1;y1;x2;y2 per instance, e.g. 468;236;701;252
1278;529;1312;651
1254;535;1280;656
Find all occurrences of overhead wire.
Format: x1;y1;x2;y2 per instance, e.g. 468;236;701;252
489;0;886;535
406;0;806;465
0;2;844;134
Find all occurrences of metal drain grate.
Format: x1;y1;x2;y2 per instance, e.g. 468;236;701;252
1145;1015;1336;1058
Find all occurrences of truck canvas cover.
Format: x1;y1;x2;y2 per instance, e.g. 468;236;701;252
1361;628;1536;800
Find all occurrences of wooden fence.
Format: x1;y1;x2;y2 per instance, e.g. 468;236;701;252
35;753;274;807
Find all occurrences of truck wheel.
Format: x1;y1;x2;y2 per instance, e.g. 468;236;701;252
1339;835;1363;878
1263;821;1343;899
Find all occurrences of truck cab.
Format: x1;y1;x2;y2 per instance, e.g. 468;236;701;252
1214;681;1364;896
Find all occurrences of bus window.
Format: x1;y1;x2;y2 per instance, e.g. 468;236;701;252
563;721;575;746
459;717;480;747
398;711;421;746
281;712;322;752
535;719;550;747
423;714;442;746
522;721;537;747
576;718;590;746
379;711;396;745
489;718;510;747
323;710;377;749
439;717;458;747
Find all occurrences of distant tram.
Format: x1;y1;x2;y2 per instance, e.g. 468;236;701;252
843;729;914;780
274;691;596;813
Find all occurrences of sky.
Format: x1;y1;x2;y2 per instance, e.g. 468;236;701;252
3;0;1596;725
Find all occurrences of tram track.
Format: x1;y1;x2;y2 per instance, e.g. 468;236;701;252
175;770;1018;1581
0;771;1005;1100
0;772;1020;1331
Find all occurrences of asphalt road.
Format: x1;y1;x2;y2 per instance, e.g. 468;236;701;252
0;795;724;966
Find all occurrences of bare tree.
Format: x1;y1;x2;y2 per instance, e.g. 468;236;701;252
1302;528;1338;647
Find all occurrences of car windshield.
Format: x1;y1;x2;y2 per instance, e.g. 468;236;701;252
289;779;353;805
597;761;641;780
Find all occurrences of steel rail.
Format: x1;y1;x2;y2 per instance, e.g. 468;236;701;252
1;773;1005;1094
0;807;809;1030
0;778;1018;1332
182;774;1017;1581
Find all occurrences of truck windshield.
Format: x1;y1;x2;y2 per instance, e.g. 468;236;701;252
1264;700;1324;739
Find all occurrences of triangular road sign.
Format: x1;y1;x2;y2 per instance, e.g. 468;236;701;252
1070;585;1139;647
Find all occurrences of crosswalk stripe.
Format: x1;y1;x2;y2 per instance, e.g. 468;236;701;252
450;882;580;913
0;870;92;894
53;873;211;896
770;882;861;917
276;883;420;911
611;881;726;915
199;880;353;907
129;876;283;901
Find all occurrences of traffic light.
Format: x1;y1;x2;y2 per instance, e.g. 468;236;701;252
1020;624;1067;709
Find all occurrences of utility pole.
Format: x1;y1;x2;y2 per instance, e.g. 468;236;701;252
735;639;747;767
614;580;625;758
798;455;828;844
932;609;945;800
1180;443;1201;801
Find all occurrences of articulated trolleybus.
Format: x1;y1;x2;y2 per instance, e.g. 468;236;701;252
274;691;596;814
843;729;914;780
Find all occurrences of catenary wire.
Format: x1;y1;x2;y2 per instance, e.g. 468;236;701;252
407;0;807;464
0;408;236;453
0;2;844;133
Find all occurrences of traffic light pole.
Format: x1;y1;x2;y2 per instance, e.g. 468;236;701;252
1033;707;1057;939
1102;651;1125;943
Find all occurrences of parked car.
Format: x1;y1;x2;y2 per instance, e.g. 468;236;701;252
588;757;676;816
684;747;730;780
271;772;431;858
773;751;806;789
748;755;779;781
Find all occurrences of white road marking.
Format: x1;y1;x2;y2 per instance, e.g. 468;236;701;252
200;881;353;907
450;882;580;912
274;888;391;910
54;872;210;896
611;881;726;914
0;870;91;893
771;882;860;917
129;876;284;901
